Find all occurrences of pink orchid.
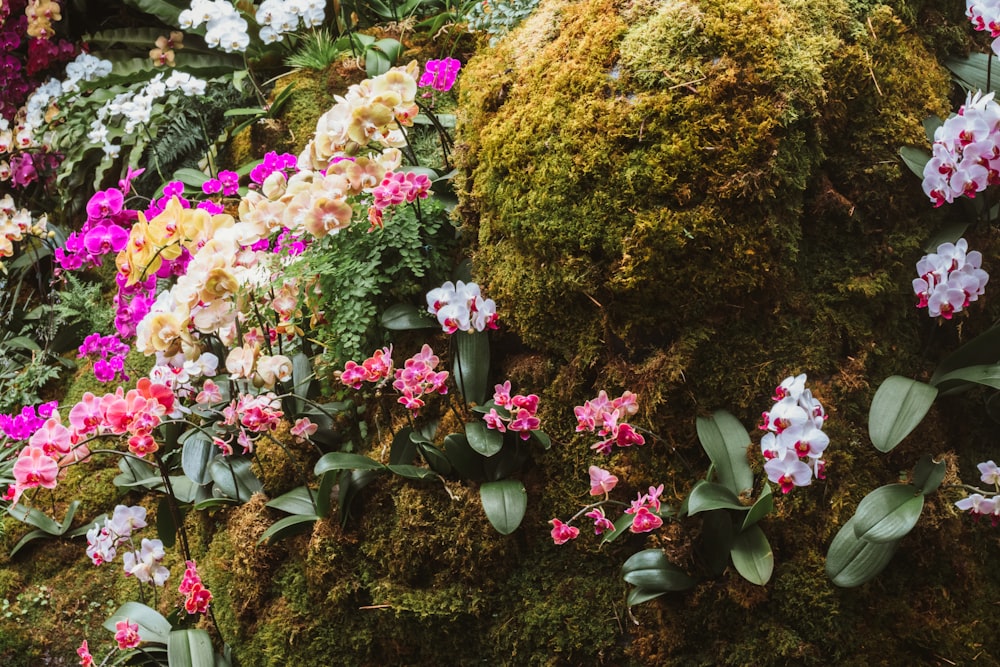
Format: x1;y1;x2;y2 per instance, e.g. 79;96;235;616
629;507;663;533
549;518;580;545
114;619;141;649
585;507;616;535
588;465;618;496
13;446;58;490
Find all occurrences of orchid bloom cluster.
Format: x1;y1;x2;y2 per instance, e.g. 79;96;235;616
922;90;1000;207
954;460;1000;524
298;62;421;172
54;187;134;271
425;280;499;334
87;70;207;158
419;58;462;93
0;192;50;270
0;399;57;441
482;381;541;440
573;390;644;455
149;30;183;67
337;346;393;389
178;0;250;53
4;377;175;503
759;374;829;494
255;0;326;43
392;344;449;415
967;0;1000;56
549;465;666;545
178;559;213;614
912;238;989;319
78;332;131;383
368;170;433;229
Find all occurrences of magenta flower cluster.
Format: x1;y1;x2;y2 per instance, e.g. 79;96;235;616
367;170;433;229
392;344;449;415
419;58;461;92
249;151;298;186
55;188;133;271
482;381;541;440
573;390;644;455
0;400;57;442
78;332;130;383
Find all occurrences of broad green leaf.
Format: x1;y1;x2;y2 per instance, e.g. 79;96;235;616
387;464;437;480
258;513;320;544
932;364;1000;394
944;53;999;95
932;323;1000;382
530;430;551;450
899;146;930;180
314;452;386;475
480;479;527;535
381;303;437;330
365;48;392;77
338;469;380;528
114;456;158;488
103;602;172;645
292;352;313;412
730;525;773;585
168;628;214;667
852;484;924;543
826;517;899;587
868;376;937;452
695;411;754;496
121;0;184;26
627;587;670;606
686;481;746;516
192;498;237;510
454;330;491;406
373;38;403;62
8;505;62;535
4;336;40;352
315;470;337;518
157;496;177;548
911;455;947;495
173;168;209;187
209;457;263;502
181;432;215;484
466;420;503;457
266;486;317;516
390;427;418;465
443;434;484;480
9;529;49;558
621;549;696;591
741;483;774;531
167;475;200;504
923;222;969;254
418;442;453;476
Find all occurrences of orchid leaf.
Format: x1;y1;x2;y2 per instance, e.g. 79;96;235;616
826;517;899;587
695;411;754;496
852;484;924;544
868;376;937;452
466;420;503;457
455;330;490;406
167;628;214;667
480;479;526;535
730;525;773;585
104;602;172;645
685;481;746;516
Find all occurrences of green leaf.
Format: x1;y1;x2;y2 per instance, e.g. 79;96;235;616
315;470;336;518
114;456;159;488
172;167;210;188
266;486;317;515
530;430;551;449
373;38;403;62
168;628;215;667
443;434;484;480
337;469;380;528
480;479;527;535
695;411;754;496
852;484;924;543
209;457;264;502
454;330;491;405
685;481;746;516
923;222;970;254
181;432;215;484
932;323;1000;382
192;498;238;510
4;336;40;352
104;602;172;645
826;516;899;587
418;442;453;476
157;496;177;548
944;53;999;95
292;352;313;412
466;421;503;457
121;0;184;26
899;146;930;180
741;483;774;531
387;464;437;480
381;303;437;330
389;427;418;465
314;452;386;475
258;513;320;544
10;530;50;558
868;376;937;453
7;505;62;535
730;525;773;585
932;364;1000;393
365;48;392;77
621;549;696;592
911;454;947;495
627;587;670;606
